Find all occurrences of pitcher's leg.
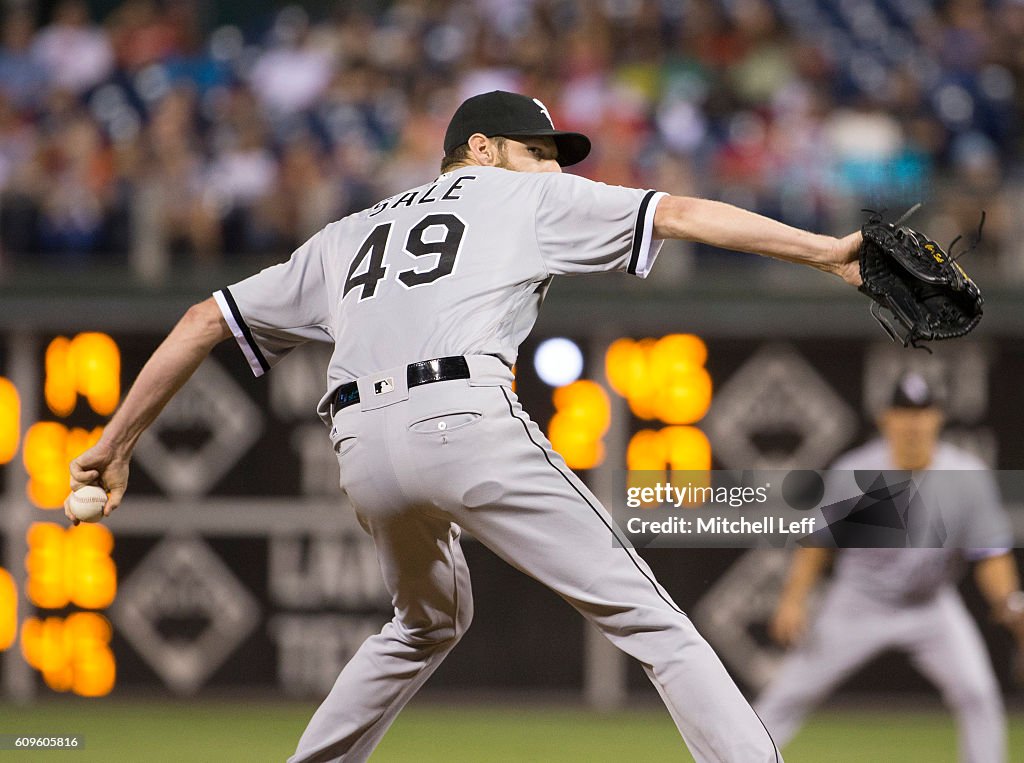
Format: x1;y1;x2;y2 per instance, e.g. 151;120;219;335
444;388;780;763
289;515;472;763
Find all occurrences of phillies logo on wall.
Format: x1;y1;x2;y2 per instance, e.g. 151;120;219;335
113;536;260;695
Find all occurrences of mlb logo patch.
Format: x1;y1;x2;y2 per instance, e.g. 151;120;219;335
374;377;395;395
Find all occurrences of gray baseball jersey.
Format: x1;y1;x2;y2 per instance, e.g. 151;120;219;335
213;168;782;763
826;439;1011;603
756;440;1010;762
215;166;665;423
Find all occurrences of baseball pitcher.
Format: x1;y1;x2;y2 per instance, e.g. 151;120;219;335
67;91;866;762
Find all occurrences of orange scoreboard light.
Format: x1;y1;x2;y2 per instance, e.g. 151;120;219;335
606;334;713;473
548;380;611;470
1;332;121;697
0;568;15;651
0;377;18;465
541;334;713;477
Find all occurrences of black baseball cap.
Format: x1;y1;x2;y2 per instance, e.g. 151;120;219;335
443;91;592;167
889;372;938;409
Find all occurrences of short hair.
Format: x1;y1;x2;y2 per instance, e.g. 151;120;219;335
439;136;508;173
439;143;471;173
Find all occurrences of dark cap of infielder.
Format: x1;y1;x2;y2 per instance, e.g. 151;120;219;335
889;372;938;409
444;91;592;167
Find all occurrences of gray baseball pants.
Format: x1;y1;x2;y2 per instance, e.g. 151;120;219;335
289;356;780;762
754;582;1005;762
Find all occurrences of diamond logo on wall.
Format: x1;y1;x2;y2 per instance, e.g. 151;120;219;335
704;343;856;469
135;358;263;496
112;536;260;695
693;549;798;690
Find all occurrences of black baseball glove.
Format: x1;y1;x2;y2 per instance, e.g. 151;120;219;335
858;205;984;350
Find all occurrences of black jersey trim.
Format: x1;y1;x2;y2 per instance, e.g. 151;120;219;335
627;190;658;275
221;287;270;374
756;712;782;763
499;386;687;617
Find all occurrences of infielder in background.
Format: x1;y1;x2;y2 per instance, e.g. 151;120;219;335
756;372;1024;763
67;90;864;762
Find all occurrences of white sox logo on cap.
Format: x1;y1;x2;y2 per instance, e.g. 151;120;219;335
899;372;929;405
533;98;554;128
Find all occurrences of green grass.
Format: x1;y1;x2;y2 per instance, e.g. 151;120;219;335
0;700;1021;761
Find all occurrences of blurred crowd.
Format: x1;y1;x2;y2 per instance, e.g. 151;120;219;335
0;0;1022;276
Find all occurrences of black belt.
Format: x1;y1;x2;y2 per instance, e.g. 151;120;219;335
332;356;471;412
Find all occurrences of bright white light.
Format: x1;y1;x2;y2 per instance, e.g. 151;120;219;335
534;338;584;388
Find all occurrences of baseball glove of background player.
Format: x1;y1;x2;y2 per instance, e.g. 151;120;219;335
858;205;984;350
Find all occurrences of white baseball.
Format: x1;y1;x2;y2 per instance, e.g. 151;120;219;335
69;485;107;523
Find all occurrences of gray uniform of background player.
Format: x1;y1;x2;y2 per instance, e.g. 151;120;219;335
754;439;1012;763
215;167;781;762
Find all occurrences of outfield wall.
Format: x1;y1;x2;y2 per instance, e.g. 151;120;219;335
1;280;1022;703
